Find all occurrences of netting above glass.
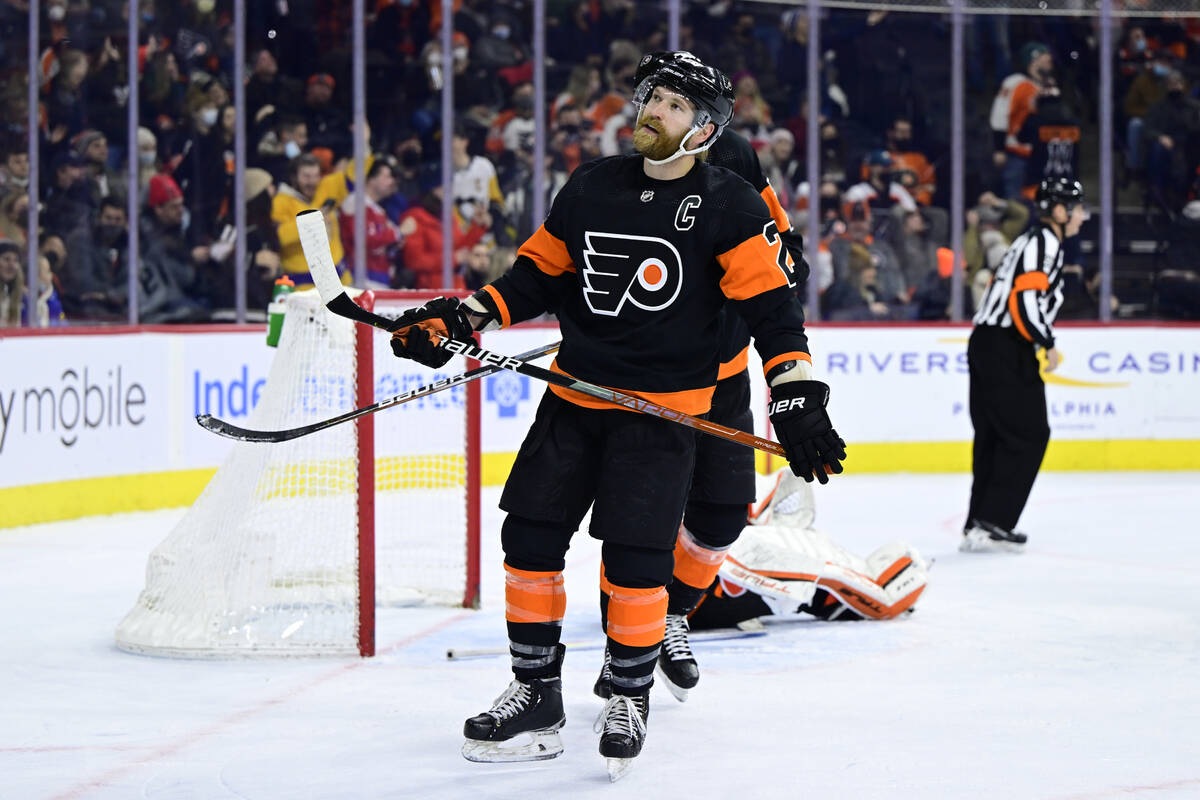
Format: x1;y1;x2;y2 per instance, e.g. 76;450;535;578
746;0;1200;17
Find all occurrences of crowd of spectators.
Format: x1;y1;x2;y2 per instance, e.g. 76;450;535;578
0;0;1197;327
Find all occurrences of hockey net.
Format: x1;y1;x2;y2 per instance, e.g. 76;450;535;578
115;289;480;658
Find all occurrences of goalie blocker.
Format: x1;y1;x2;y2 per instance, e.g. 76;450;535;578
687;470;930;630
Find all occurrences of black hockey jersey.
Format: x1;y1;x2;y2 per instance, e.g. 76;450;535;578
707;130;806;374
481;154;809;414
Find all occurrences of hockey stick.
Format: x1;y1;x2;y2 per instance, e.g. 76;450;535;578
445;619;767;661
295;210;787;458
195;340;561;443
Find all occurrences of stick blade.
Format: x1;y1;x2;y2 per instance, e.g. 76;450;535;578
195;414;303;443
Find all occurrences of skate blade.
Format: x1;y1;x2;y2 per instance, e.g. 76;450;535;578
959;532;1025;554
461;729;564;763
607;756;635;782
654;663;690;703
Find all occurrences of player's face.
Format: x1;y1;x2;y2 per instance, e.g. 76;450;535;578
633;86;706;161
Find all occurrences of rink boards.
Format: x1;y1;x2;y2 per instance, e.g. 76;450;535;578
2;321;1198;526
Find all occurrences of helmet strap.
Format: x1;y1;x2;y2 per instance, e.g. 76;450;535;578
643;124;716;166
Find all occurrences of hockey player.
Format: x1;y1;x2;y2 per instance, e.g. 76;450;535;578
387;52;846;779
963;177;1086;552
686;469;929;632
594;50;810;705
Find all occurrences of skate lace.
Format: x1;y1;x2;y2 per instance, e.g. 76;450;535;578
592;694;647;739
661;614;694;662
599;646;612;680
487;680;532;722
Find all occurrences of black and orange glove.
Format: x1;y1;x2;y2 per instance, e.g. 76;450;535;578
768;380;846;484
386;296;475;368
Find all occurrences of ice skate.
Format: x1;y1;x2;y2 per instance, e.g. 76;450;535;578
594;691;649;782
462;675;565;763
656;613;699;702
959;519;1027;553
593;645;613;699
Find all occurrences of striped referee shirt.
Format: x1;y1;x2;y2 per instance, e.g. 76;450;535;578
973;223;1064;349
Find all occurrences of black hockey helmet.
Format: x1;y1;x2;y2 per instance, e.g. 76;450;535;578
1035;177;1084;216
632;51;735;143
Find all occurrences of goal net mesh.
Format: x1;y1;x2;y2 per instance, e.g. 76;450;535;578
115;290;472;657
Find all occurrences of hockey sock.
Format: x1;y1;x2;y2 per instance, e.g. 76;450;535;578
667;523;735;614
504;563;566;681
602;578;667;697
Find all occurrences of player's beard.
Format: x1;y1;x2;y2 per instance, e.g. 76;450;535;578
632;112;691;161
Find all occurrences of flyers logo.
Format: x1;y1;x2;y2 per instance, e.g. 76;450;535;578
581;232;683;316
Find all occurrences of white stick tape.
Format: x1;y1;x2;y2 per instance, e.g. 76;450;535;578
296;210;345;305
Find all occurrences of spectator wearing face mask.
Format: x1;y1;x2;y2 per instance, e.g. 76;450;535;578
62;196;129;320
385;129;425;219
0;143;29;193
844;150;918;243
1123;54;1172;177
1142;70;1200;213
884;117;936;207
43;151;94;240
256;115;310;186
990;41;1053;198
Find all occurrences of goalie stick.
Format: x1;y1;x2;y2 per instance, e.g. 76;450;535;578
295;210;788;458
195;340;561;443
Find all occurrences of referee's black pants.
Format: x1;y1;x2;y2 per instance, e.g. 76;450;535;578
967;325;1050;532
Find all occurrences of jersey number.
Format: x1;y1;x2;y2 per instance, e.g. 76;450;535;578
761;220;796;288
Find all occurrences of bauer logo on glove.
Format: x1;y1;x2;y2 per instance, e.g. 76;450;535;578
767;380;846;484
386;296;476;369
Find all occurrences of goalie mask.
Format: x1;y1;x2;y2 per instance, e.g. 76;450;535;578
632;51;735;166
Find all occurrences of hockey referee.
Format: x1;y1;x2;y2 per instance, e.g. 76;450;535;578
962;177;1086;552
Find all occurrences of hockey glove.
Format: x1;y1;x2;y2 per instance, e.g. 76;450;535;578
386;296;475;368
768;380;846;484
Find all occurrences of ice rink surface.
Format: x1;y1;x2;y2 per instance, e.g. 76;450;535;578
3;472;1199;800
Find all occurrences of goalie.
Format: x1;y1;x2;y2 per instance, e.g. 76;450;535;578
686;469;930;632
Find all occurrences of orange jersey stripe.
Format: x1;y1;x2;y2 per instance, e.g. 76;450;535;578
718;346;749;380
504;565;566;625
673;526;729;590
762;351;812;379
605;583;668;647
517;224;575;277
480;284;512;328
547;360;716;416
716;235;792;300
760;185;792;233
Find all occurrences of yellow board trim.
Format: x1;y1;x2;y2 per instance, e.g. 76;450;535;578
6;440;1199;528
0;469;217;529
